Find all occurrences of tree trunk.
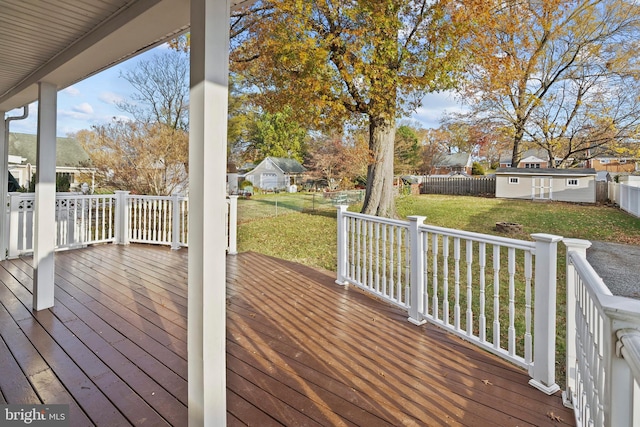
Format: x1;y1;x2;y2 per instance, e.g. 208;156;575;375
511;122;525;167
361;115;396;218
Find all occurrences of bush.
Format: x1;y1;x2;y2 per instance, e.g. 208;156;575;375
472;161;486;175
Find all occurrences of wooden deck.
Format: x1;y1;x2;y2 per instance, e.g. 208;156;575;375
0;244;575;426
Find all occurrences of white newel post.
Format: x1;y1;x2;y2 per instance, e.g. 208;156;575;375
8;193;20;258
171;194;181;250
407;216;427;325
227;195;238;255
335;205;348;285
114;191;130;245
529;233;563;394
562;238;591;408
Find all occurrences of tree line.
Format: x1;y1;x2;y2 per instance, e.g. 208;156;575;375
75;0;640;217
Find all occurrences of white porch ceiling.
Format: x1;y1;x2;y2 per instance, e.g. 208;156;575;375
0;0;253;112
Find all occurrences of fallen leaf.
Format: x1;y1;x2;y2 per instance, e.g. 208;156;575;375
482;379;492;385
547;412;563;422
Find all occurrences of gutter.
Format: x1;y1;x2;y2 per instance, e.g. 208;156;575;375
1;105;29;259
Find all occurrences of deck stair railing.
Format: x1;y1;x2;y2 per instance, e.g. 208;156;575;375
564;239;640;427
6;192;238;257
335;206;562;394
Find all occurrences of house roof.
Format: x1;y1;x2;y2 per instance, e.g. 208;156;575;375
499;149;548;164
9;132;92;168
265;157;307;174
495;167;596;176
434;152;471;168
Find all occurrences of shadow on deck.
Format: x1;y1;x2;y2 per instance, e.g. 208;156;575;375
0;245;574;426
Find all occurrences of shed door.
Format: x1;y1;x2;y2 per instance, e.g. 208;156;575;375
532;177;552;200
261;173;278;190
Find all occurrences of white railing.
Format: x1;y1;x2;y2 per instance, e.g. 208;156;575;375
336;206;562;394
564;239;640;427
608;182;640;218
8;192;117;256
7;192;238;256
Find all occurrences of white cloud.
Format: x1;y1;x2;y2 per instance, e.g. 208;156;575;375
62;86;81;96
72;102;94;114
98;91;124;105
411;91;468;128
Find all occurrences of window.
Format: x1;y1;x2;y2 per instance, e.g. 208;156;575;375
567;179;579;187
509;177;519;184
523;163;541;169
600;159;609;164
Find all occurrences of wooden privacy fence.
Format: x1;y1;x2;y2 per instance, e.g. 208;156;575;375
421;177;496;196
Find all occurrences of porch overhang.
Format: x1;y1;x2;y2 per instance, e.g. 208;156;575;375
0;0;254;112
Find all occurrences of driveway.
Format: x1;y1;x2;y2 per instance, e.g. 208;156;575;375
586;241;640;299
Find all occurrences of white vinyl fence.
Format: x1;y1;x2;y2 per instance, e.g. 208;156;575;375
6;192;238;257
608;182;640;218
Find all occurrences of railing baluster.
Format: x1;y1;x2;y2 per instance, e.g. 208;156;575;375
524;251;533;365
454;237;460;331
432;234;439;321
442;236;449;325
423;232;429;317
466;240;473;337
479;242;486;343
375;222;380;293
382;224;387;297
395;227;402;302
389;226;395;301
508;247;516;357
493;245;501;349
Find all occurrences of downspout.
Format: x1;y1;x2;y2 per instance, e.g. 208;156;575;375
2;106;29;260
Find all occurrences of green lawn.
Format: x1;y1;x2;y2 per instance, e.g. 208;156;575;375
238;193;640;271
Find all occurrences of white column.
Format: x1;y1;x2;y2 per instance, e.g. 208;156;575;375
529;232;563;394
114;190;130;245
0;112;6;261
335;205;348;285
407;215;426;325
188;0;230;424
33;82;57;311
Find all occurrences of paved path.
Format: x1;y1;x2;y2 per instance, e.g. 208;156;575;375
586;241;640;299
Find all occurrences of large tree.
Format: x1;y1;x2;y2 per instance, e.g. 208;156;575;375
232;0;478;217
76;121;188;195
461;0;640;167
118;49;190;131
79;47;190;194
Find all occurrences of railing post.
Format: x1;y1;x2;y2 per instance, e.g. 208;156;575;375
171;194;181;250
227;195;238;255
562;238;592;408
7;192;21;258
335;205;348;285
407;216;426;326
529;233;563;395
114;191;130;245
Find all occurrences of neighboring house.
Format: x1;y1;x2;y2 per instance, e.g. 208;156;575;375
8;132;95;191
499;149;550;169
430;152;472;175
495;167;597;203
243;157;307;191
586;156;639;173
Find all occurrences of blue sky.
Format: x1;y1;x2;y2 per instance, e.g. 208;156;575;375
6;44;464;137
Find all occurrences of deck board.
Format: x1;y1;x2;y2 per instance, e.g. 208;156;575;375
0;245;575;426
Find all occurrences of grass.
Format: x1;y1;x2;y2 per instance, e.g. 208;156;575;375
236;193;640;388
238;193;640;270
